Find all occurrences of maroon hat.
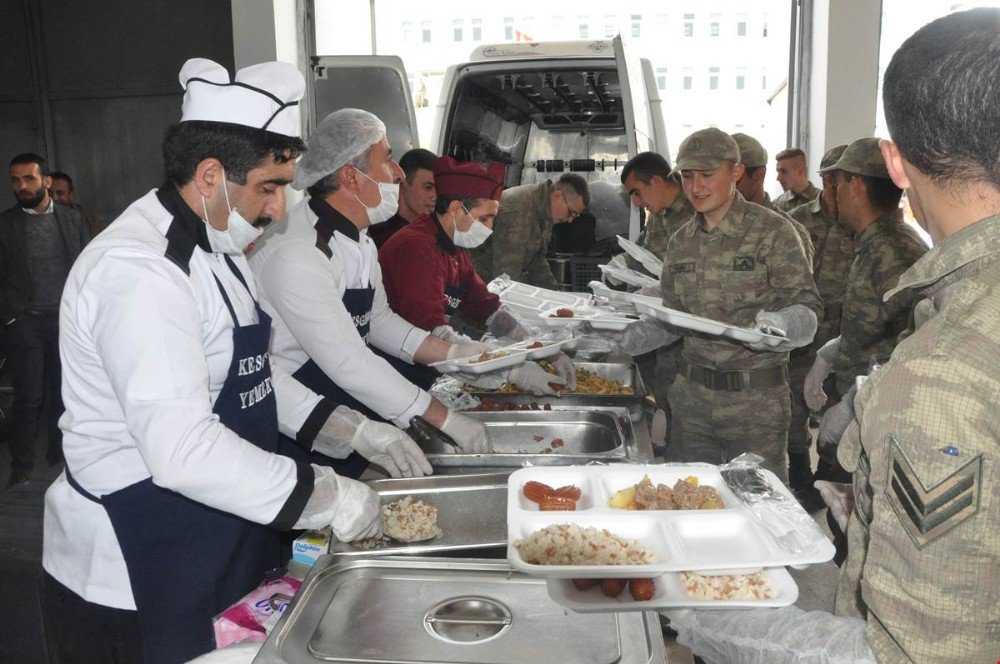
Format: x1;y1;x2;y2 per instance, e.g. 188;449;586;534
433;156;505;201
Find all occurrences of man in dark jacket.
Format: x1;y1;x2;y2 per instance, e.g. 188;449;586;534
2;153;89;486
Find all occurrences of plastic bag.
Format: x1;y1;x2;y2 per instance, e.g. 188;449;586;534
213;575;302;648
719;453;828;554
665;606;875;664
428;375;482;411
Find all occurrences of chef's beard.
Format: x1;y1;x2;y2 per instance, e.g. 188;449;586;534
15;188;46;209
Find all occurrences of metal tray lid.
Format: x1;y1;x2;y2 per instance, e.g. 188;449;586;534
254;556;666;664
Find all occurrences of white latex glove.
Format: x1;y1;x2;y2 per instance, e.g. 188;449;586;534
440;410;491;453
804;356;833;411
603;252;629;286
446;339;491;361
350;419;433;478
508;361;566;396
486;306;529;341
312;406;366;459
747;306;817;352
431;324;474;344
293;465;383;542
815;480;855;531
818;394;854;449
602;317;680;356
548;352;577;390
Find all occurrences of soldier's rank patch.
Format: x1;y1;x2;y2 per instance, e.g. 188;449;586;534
669;262;696;274
732;256;755;271
886;435;982;549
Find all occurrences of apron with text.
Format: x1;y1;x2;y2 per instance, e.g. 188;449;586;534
281;285;376;479
67;255;283;664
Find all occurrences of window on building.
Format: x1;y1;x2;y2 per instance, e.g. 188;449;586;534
709;66;720;90
472;18;482;41
683;67;693;90
736;67;746;90
453;19;463;42
579;15;589;38
683;13;694;37
402;21;413;43
710;13;721;37
605;14;615;38
737;13;748;36
504;16;514;40
421;20;431;43
657;13;668;29
631;14;641;38
656;67;667;90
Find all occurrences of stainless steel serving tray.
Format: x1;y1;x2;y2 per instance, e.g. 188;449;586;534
254;555;667;664
329;473;509;557
461;362;650;422
424;406;641;468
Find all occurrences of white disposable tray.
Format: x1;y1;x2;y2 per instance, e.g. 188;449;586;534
598;264;659;289
537;306;635;331
507;337;575;360
633;300;787;348
499;282;592;318
427;344;529;374
507;464;834;578
546;566;798;612
616;235;663;276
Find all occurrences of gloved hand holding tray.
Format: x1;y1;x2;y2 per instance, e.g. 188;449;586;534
427;344;530;374
633;299;788;347
506;465;834;579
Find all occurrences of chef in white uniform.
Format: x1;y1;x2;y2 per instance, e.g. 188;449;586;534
249;109;560;475
41;59;429;664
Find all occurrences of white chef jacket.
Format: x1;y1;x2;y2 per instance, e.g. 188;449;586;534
248;196;431;428
43;188;331;610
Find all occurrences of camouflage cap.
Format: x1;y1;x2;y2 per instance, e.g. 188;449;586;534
672;128;741;173
819;137;890;178
819;144;848;171
730;133;768;168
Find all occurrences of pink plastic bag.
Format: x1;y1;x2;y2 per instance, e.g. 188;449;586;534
213;576;302;648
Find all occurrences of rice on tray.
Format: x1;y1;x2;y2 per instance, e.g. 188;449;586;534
382;496;441;542
680;571;774;600
515;523;653;565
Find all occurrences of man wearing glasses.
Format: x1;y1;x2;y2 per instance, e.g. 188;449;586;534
468;172;589;290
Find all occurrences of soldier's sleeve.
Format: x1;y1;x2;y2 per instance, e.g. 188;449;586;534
660;236;682;311
766;220;823;318
524;244;560;290
643;212;670;259
877;238;928;323
488;209;526;283
849;352;999;663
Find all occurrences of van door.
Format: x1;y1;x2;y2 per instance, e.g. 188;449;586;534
613;36;656;241
309;55;419;153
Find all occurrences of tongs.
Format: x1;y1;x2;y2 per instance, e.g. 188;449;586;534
408;416;461;453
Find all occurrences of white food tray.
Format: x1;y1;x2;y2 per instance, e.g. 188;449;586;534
546;566;798;612
427;345;529;374
598;264;659;289
537;306;635;331
499;282;592;318
506;464;834;578
506;337;575;360
633;300;787;348
616;235;663;276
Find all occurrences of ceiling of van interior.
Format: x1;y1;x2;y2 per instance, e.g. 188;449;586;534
463;70;623;129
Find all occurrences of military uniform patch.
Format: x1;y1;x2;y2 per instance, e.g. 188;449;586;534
886;435;982;549
669;262;696;274
732;256;755;271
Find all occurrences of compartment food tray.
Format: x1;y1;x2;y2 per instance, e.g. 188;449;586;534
427;344;529;374
633;300;787;347
498;281;592;318
506;464;834;577
505;337;575;360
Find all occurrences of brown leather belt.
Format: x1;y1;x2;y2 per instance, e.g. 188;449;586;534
678;357;788;392
824;302;843;321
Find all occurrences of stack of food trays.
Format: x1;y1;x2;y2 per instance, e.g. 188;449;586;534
507;464;834;612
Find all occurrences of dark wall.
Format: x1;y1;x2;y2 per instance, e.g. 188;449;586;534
0;0;234;221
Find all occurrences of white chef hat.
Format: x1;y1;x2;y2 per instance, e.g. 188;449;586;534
179;58;304;138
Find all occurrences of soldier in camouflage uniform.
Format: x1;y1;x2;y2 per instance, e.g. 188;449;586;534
660;128;822;483
785;144;852;495
774;147;822;212
468;173;588;290
834;10;1000;660
611;152;696;437
805;139;928;470
731;132;815;267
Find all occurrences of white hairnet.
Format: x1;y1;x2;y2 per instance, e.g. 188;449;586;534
292;108;387;190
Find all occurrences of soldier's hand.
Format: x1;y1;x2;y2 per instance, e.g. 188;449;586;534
804;356;832;411
814;481;854;531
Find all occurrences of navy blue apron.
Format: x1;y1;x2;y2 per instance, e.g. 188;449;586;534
279;285;377;479
67;256;282;664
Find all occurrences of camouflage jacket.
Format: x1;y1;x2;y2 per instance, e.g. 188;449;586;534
790;195;855;348
835;213;1000;663
468;180;558;290
661;193;822;371
624;192;696;274
774;181;821;212
834;209;928;393
760;193;816;268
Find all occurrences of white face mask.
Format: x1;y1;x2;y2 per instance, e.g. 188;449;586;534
451;204;493;248
201;168;264;255
352;168;399;226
